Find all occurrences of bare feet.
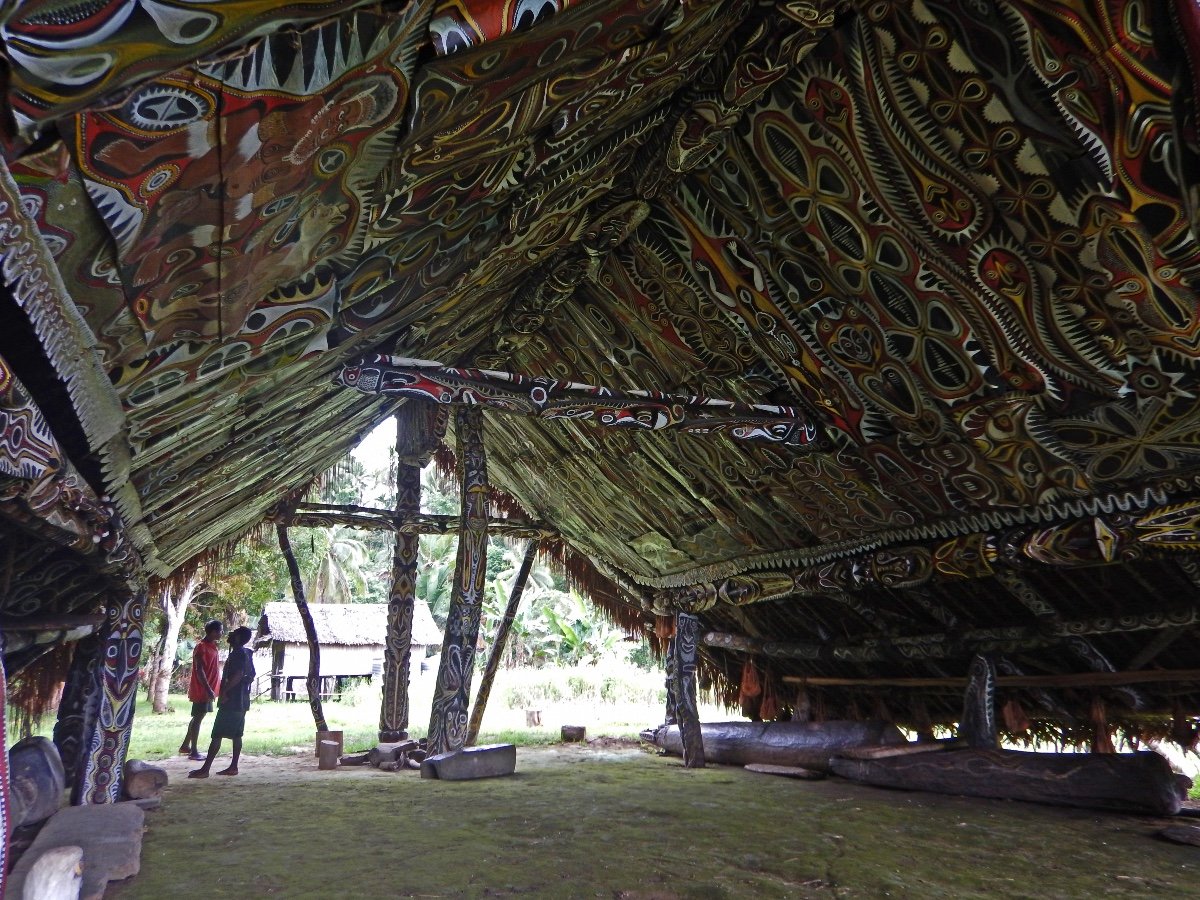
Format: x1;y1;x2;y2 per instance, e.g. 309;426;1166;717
178;747;191;756
216;767;239;776
188;769;210;779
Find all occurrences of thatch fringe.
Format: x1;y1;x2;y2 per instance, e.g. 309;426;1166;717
6;642;73;739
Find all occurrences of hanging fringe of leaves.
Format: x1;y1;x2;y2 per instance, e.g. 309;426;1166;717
6;642;74;739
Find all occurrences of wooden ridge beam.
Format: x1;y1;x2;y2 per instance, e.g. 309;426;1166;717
335;355;825;448
272;504;556;540
782;669;1200;690
704;601;1200;662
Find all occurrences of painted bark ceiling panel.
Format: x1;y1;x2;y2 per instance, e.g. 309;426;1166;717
2;0;1200;724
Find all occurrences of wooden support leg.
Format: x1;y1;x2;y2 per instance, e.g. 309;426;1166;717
76;587;146;804
960;654;998;749
428;407;490;757
278;524;328;733
670;612;705;768
380;457;421;742
467;540;539;746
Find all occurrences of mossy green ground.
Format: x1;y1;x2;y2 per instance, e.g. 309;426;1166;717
110;746;1199;899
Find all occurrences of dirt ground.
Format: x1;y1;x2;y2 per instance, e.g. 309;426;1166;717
108;742;1200;898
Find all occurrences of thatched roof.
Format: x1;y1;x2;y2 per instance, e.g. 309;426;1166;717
262;601;442;648
3;0;1200;745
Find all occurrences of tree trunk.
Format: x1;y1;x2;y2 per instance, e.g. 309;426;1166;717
276;524;328;732
467;539;538;746
149;575;201;714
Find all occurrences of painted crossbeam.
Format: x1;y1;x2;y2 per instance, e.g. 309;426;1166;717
335;355;824;447
780;669;1200;690
705;602;1200;661
272;504;556;540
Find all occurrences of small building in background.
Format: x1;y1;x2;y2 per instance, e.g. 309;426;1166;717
256;600;443;701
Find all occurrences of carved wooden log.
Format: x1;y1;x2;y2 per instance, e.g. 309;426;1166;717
338;753;370;767
8;736;65;828
835;740;961;760
121;759;167;800
643;721;906;772
830;749;1185;816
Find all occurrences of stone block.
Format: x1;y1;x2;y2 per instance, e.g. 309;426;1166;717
8;802;145;900
420;744;516;780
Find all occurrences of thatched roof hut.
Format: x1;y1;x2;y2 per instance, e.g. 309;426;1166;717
257;601;443;700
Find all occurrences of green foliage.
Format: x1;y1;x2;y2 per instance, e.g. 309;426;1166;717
502;665;667;710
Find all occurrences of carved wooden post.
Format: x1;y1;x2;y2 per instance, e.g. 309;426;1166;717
53;632;101;794
277;524;328;733
428;406;490;756
0;629;8;895
466;539;539;745
76;586;146;803
961;653;998;749
380;401;444;742
670;612;705;767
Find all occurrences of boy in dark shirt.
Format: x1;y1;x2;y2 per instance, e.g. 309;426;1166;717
189;626;256;778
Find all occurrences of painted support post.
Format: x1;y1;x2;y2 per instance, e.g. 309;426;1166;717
277;524;328;733
0;630;9;896
960;654;998;749
670;612;705;768
428;406;490;756
75;587;147;803
380;401;444;741
380;457;421;741
466;539;539;746
53;632;101;795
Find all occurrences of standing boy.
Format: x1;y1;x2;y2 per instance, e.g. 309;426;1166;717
179;620;222;760
189;626;256;778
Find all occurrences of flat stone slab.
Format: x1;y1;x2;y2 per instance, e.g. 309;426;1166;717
8;802;145;900
744;763;826;780
1159;825;1200;847
420;744;516;780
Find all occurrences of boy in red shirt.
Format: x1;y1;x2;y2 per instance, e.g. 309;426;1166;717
179;620;222;760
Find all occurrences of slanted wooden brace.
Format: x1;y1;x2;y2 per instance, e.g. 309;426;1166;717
427;406;491;756
670;612;705;768
467;539;540;746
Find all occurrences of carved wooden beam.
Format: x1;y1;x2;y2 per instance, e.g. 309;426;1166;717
335;355;825;447
705;599;1200;662
271;503;556;540
783;669;1200;690
992;570;1144;709
657;495;1200;609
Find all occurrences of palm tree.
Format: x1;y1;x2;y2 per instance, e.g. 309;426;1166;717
306;527;372;603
